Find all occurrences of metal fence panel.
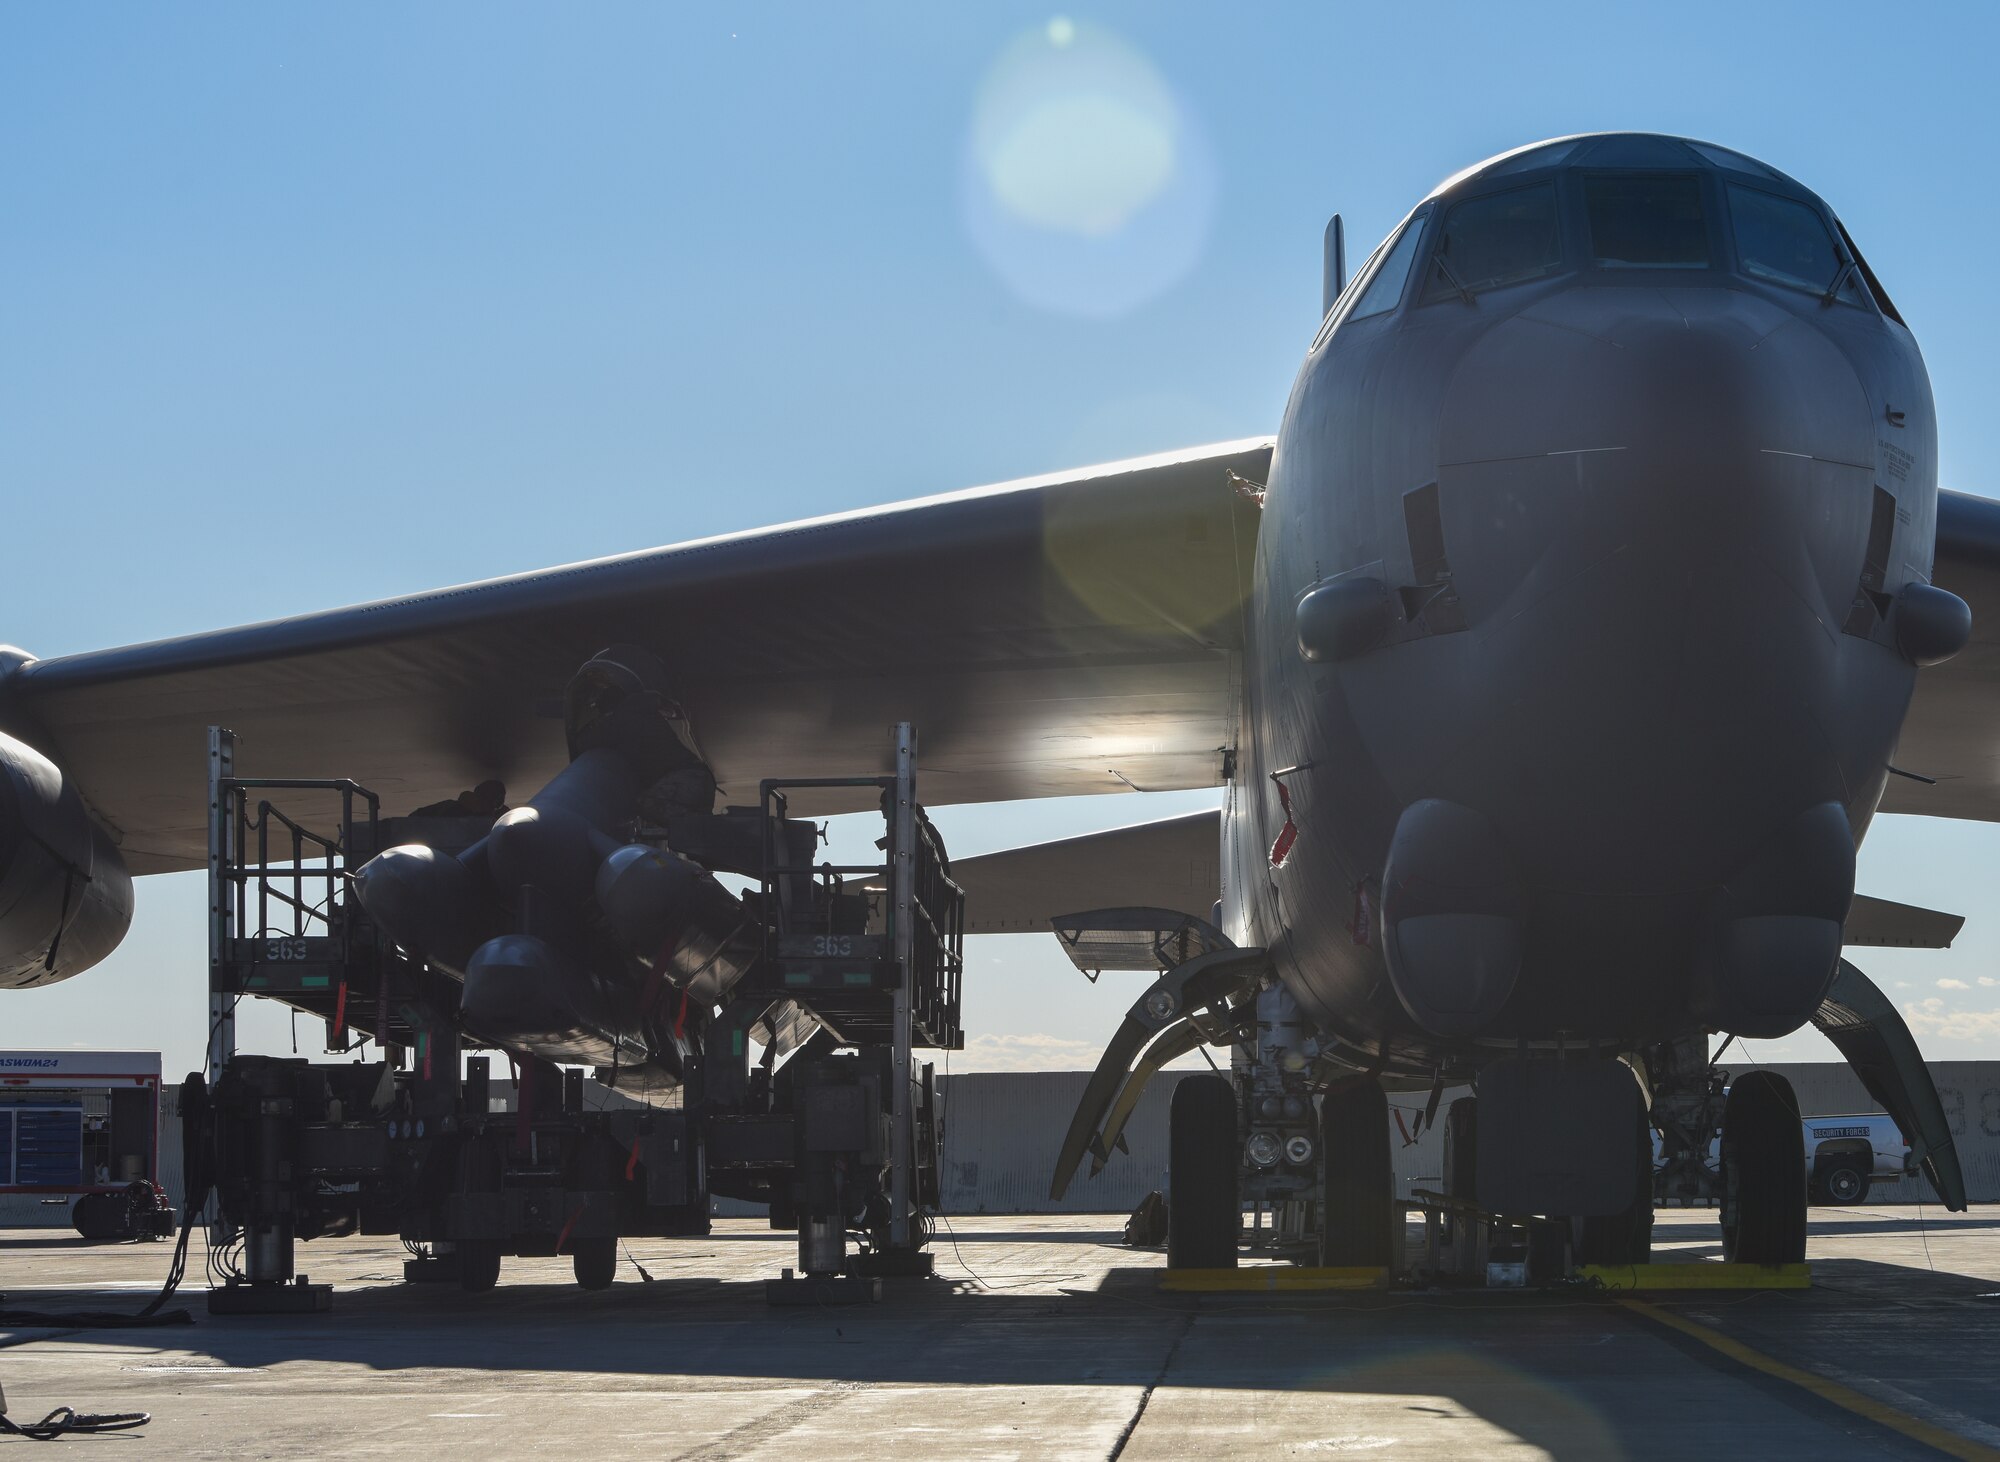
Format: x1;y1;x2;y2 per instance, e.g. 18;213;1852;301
936;1062;2000;1215
8;1063;1989;1230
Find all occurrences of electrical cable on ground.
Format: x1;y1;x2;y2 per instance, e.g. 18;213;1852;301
0;1384;151;1442
0;1075;212;1330
931;1046;991;1290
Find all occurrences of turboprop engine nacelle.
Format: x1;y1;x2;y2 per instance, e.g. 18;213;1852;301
0;728;134;989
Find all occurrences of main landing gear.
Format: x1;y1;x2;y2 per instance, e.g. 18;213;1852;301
1571;1101;1654;1268
1163;1069;1398;1271
1161;1044;1809;1276
1720;1069;1808;1263
1437;1086;1653;1272
1317;1080;1394;1268
1167;1075;1239;1269
1165;980;1401;1272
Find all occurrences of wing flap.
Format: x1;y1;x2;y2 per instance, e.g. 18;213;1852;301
947;809;1220;934
1840;893;1964;949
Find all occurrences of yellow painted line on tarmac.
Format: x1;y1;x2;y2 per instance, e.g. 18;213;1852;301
1579;1262;1810;1290
1618;1297;2000;1462
1158;1266;1387;1293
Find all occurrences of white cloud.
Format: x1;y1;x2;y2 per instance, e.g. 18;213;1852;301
953;1032;1104;1073
956;1032;1216;1072
951;1029;1214;1074
1980;977;1998;988
1902;1000;2000;1042
1938;978;1971;990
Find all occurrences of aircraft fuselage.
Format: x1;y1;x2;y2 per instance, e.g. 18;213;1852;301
1221;135;1939;1075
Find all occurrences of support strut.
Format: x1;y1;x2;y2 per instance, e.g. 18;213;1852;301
1049;947;1266;1200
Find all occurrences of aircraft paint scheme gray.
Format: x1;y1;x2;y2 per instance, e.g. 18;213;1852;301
2;134;1994;1246
1228;133;1950;1066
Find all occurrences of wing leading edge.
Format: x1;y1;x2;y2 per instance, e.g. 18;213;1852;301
1;440;1272;873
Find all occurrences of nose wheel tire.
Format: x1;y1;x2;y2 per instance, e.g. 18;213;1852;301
1720;1070;1808;1263
1167;1074;1240;1270
1318;1080;1393;1268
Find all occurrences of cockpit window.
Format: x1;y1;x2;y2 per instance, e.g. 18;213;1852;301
1585;175;1710;268
1728;184;1845;295
1481;140;1579;178
1346;212;1428;321
1686;141;1781;181
1420;182;1562;302
1835;218;1905;326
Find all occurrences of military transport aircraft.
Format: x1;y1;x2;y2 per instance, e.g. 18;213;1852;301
2;134;1991;1271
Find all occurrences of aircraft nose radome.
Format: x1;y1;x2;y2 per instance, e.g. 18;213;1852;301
1440;288;1873;470
1433;287;1878;621
1393;288;1900;901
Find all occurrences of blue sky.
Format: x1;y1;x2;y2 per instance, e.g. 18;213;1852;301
4;2;1998;1077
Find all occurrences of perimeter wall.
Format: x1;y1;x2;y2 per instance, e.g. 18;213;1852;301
4;1062;1991;1228
934;1062;2000;1215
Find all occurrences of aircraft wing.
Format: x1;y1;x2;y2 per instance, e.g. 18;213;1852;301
1882;489;2000;820
949;809;1220;934
1840;894;1963;949
1;440;1271;874
945;808;1963;945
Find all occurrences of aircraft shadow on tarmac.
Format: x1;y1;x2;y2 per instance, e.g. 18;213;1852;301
1804;1213;2000;1237
0;1236;124;1250
6;1252;1998;1460
6;1258;1994;1365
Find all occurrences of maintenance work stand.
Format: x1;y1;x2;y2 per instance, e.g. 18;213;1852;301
194;721;963;1312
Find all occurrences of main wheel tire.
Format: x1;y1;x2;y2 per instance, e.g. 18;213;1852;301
1721;1070;1807;1264
457;1241;502;1292
1442;1097;1478;1208
1318;1080;1394;1268
1167;1074;1239;1270
1813;1156;1868;1206
572;1236;617;1290
1572;1102;1654;1267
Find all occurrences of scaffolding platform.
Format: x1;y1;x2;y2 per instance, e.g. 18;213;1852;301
192;718;964;1310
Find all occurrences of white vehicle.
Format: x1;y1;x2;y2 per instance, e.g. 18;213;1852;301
1802;1114;1911;1204
1652;1110;1911;1205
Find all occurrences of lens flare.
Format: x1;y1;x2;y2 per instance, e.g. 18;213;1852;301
962;18;1216;317
1288;1349;1626;1457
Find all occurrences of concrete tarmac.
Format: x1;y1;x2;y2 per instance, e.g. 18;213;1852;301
2;1209;1997;1459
